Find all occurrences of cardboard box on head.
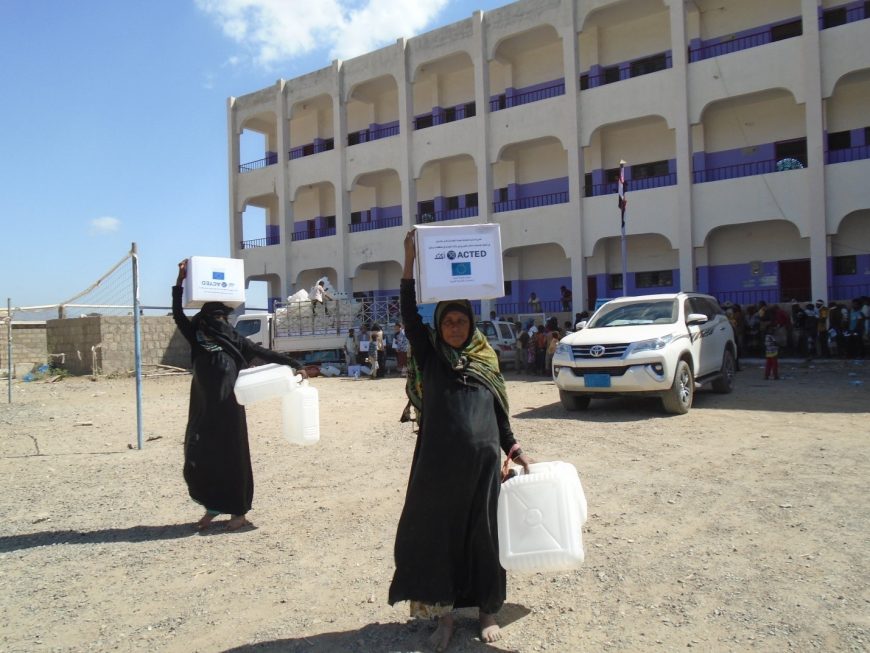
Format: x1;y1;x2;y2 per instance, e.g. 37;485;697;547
183;256;246;308
414;223;504;303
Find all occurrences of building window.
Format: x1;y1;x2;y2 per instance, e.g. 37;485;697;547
584;173;593;196
833;255;857;276
348;131;362;146
496;187;509;203
580;73;590;90
822;7;847;28
828;131;851;151
605;168;621;184
775;138;807;166
629;53;668;77
636;270;673;288
446;196;460;211
631;160;669;180
350;211;362;224
609;274;623;291
324;215;336;229
503;280;512;296
465;192;478;208
771;19;802;42
464;102;476;118
444;107;457;123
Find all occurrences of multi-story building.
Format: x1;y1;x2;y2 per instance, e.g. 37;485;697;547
227;0;870;316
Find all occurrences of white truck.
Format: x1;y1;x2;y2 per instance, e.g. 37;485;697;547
233;281;399;369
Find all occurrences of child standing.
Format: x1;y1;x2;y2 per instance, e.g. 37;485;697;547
764;325;780;380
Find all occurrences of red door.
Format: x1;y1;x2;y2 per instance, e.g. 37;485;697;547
778;259;810;302
587;276;598;312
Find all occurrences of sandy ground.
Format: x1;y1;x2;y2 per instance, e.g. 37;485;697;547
0;359;868;653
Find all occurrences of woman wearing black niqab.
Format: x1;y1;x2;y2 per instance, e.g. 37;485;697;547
172;260;305;531
388;232;532;651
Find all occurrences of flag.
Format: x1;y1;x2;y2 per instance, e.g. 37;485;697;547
617;160;627;229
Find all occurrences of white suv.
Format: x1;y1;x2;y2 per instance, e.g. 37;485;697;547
552;293;736;414
478;320;518;370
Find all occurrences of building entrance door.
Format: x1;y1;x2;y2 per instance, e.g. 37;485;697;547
778;259;810;302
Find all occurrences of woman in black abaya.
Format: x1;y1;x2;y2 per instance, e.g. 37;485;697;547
388;232;531;651
172;260;305;531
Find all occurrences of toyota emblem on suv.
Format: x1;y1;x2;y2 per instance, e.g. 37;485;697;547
590;345;606;357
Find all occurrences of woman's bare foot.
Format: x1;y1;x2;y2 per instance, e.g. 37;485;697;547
479;611;501;643
195;512;216;531
225;515;252;531
428;613;455;652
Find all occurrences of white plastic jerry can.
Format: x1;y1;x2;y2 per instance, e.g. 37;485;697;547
281;377;320;446
497;461;587;572
234;363;295;405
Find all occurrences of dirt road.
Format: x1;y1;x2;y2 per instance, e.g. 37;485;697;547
1;360;867;652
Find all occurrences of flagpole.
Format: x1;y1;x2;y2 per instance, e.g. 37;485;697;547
618;160;628;297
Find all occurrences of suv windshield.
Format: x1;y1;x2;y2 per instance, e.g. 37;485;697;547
588;300;678;327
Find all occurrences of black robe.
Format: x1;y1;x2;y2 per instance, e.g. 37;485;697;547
172;286;302;516
389;280;517;614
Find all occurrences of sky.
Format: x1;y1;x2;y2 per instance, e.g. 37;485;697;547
0;0;508;313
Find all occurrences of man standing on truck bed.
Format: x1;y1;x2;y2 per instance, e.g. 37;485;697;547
311;280;333;316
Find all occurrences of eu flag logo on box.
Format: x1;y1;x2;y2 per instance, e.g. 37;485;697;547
451;262;471;276
212;271;225;280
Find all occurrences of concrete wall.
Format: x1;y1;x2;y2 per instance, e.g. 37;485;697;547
44;316;190;377
0;322;49;376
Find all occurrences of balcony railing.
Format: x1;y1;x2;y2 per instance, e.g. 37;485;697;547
415;206;479;224
289;138;334;160
688;18;801;62
240;235;280;249
820;4;870;29
239;152;278;173
490;81;565;112
349;215;403;233
826;144;870;164
585;174;676;197
347;123;400;146
581;52;672;89
693;159;806;183
290;225;336;242
493;299;565;317
414;103;476;130
493;191;568;213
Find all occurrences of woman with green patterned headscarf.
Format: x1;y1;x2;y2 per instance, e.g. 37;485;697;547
389;231;531;652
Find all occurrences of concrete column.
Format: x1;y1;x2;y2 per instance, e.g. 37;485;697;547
473;10;492;225
332;59;351;293
227;97;241;257
561;0;586;313
275;80;291;295
397;38;416;233
801;0;829;303
668;0;696;291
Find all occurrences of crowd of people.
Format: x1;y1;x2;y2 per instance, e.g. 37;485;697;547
725;297;868;359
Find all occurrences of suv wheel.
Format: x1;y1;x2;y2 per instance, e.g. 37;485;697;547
712;350;736;394
661;360;693;415
560;390;591;411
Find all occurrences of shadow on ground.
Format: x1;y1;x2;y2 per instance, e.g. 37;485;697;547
511;365;867;419
222;604;530;653
0;523;198;553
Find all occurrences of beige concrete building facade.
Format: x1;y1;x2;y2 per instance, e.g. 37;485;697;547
227;0;870;315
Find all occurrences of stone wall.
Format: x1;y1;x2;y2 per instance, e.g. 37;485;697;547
45;316;190;376
0;322;49;376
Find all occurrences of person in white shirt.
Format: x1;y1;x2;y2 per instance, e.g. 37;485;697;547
311;280;333;315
